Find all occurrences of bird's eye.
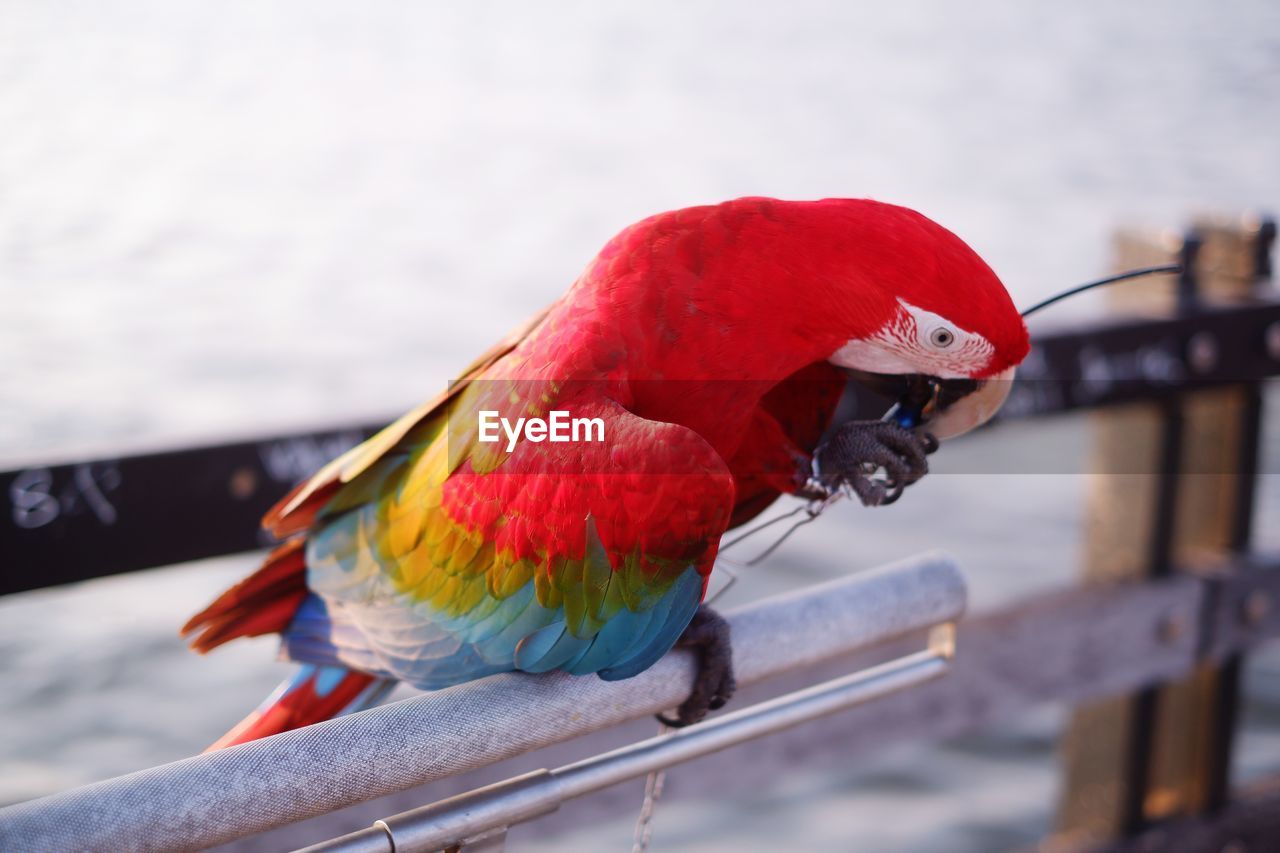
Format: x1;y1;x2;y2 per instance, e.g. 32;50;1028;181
929;327;956;348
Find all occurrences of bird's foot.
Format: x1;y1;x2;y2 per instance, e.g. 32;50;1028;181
801;421;938;507
656;606;736;728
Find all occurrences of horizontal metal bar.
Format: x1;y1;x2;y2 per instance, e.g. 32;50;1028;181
1202;556;1280;662
1002;298;1280;419
0;424;378;595
3;300;1277;597
302;632;953;853
552;651;949;800
0;553;966;852
241;555;1280;851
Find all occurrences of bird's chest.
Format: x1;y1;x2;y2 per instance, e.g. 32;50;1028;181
627;380;769;463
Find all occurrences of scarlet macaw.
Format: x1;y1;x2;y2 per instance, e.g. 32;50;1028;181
184;197;1029;748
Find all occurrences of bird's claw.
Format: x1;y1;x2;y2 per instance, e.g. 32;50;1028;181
656;606;736;728
805;421;937;508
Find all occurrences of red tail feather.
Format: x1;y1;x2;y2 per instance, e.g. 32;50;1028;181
207;667;378;751
183;538;309;653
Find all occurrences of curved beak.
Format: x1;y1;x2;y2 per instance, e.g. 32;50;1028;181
842;366;1017;440
920;366;1016;439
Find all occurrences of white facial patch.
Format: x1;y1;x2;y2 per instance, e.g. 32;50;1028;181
830;298;995;378
829;337;920;374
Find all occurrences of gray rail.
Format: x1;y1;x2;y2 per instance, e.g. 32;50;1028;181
302;632;953;852
0;553;966;852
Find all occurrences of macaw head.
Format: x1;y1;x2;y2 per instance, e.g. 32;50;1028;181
775;198;1031;438
596;197;1030;439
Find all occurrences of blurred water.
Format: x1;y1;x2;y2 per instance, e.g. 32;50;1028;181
3;2;1280;850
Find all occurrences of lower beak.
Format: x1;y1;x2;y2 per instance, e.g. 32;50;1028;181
841;366;1017;440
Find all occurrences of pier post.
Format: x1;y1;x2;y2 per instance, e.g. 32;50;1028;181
1055;214;1274;844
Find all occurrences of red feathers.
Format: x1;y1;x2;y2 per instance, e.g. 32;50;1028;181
182;196;1031;752
204;667;378;752
182;539;309;653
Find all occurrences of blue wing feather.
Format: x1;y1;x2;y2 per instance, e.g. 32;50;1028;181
284;564;703;690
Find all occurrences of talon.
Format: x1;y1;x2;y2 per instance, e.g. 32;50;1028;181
879;481;906;506
850;474;887;507
809;421;934;507
654;605;735;728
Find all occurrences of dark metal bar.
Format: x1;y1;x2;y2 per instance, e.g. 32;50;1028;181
0;424;379;595
1119;231;1203;837
1148;400;1188;582
1202;557;1280;662
2;299;1279;597
1200;380;1263;814
1204;217;1274;812
1176;231;1204;317
1119;394;1187;836
999;299;1280;420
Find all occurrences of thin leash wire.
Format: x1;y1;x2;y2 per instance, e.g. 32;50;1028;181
741;495;840;566
716;502;809;553
719;489;846;566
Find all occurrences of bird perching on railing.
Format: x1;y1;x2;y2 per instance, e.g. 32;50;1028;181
182;196;1031;749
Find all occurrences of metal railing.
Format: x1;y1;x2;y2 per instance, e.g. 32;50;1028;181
302;627;954;853
0;554;967;852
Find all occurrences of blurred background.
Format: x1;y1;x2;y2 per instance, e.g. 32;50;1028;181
2;1;1279;850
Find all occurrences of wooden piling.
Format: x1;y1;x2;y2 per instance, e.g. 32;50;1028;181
1054;214;1273;846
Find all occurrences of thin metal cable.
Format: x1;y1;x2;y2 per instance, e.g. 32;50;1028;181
1019;264;1182;317
743;508;826;566
717;503;808;553
631;723;672;853
747;494;845;566
717;492;844;567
